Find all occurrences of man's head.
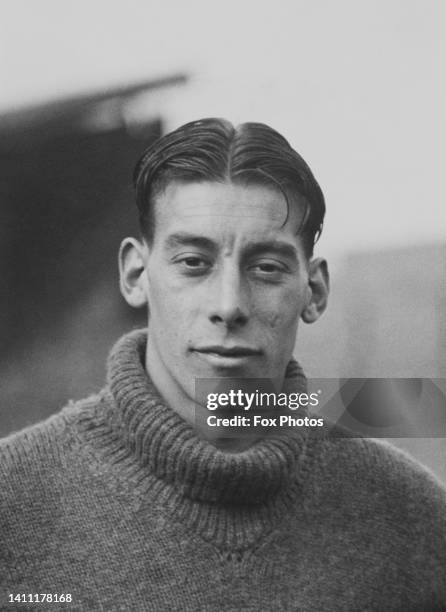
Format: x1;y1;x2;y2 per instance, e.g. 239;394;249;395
119;118;329;414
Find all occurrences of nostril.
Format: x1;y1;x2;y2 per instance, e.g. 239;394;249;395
209;308;248;327
209;314;223;324
234;312;248;326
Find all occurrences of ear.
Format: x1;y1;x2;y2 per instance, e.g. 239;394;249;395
301;258;329;324
118;237;149;308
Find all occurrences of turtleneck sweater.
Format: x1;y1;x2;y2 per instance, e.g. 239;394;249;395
1;329;446;611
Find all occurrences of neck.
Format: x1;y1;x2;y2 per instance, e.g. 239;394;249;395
145;340;195;426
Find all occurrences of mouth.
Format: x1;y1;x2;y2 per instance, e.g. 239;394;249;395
192;345;262;366
193;345;261;357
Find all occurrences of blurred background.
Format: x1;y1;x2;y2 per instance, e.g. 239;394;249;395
1;0;445;480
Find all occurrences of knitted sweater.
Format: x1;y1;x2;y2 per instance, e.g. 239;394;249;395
1;330;446;611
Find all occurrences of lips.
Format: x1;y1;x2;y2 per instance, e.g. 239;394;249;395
193;345;261;357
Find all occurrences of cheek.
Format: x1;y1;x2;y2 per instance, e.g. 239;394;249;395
146;268;179;313
254;286;303;329
146;270;199;335
265;313;299;337
266;312;282;328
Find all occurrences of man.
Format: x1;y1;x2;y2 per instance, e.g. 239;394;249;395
1;118;445;610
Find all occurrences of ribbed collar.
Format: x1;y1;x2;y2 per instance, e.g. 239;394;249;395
97;329;309;507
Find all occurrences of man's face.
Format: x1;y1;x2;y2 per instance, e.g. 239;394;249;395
141;180;318;403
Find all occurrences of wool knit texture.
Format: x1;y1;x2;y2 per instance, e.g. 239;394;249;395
1;329;446;611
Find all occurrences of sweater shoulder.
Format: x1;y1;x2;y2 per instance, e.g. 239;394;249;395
305;431;446;534
337;435;444;494
300;431;446;599
0;392;104;489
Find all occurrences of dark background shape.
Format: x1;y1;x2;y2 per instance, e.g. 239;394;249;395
0;79;187;436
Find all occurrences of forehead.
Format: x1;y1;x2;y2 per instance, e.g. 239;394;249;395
152;180;307;245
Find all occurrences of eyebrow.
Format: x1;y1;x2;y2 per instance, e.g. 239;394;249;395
242;240;299;261
165;233;217;251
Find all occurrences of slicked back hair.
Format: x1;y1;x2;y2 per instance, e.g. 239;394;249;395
133;118;325;257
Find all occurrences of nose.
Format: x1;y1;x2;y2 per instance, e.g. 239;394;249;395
208;263;249;328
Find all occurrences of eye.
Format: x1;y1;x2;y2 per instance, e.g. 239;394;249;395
174;254;211;275
249;260;287;280
256;263;281;273
183;256;207;268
